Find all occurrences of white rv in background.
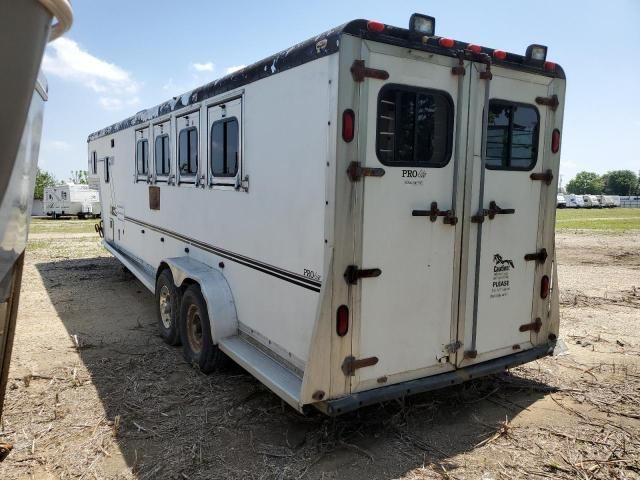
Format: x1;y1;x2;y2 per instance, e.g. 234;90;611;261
598;195;619;208
44;183;100;218
88;14;565;414
564;194;584;208
583;194;601;208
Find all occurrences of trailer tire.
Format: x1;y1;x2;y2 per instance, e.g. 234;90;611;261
155;269;181;346
179;284;227;373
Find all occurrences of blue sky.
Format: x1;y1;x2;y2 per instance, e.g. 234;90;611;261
40;0;640;187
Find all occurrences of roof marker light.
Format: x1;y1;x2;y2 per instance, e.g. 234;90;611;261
493;50;507;60
439;37;455;48
367;21;385;33
466;44;482;53
544;61;556;72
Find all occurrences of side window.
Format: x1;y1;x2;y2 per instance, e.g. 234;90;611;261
376;84;453;167
90;151;97;175
136;139;149;176
104;157;110;183
155;134;171;177
486;100;539;170
210;118;239;178
178;127;199;179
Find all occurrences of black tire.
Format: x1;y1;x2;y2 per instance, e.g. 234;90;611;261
155;269;181;346
179;284;228;373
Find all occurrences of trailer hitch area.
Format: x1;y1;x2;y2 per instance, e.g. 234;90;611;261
472;201;515;223
412;202;458;225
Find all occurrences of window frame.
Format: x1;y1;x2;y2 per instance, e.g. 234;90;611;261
177;126;199;184
375;83;454;168
485;99;540;172
154;133;171;180
209;116;240;183
135;138;149;179
104;157;110;183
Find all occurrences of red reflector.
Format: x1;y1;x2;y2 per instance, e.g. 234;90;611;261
540;275;550;299
551;129;561;153
467;44;482;53
439;37;455;48
336;305;349;337
544;61;556;72
493;50;507;60
342;109;355;143
367;21;385;33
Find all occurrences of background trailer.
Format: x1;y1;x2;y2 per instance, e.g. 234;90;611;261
88;14;566;414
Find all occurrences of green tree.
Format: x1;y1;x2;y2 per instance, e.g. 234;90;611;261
565;171;604;195
70;170;88;185
34;168;57;199
602;170;637;196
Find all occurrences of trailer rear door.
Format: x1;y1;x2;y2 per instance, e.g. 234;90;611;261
352;44;470;391
457;65;552;366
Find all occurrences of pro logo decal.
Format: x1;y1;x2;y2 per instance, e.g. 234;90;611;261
491;254;514;298
401;168;427;185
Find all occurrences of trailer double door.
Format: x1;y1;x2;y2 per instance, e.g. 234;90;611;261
352;42;552;391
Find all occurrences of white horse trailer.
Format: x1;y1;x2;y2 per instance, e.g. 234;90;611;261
88;15;566;415
44;183;100;218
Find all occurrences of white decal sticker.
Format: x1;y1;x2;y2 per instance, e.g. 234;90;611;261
490;254;514;298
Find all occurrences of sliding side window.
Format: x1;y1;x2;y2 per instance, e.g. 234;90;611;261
104;157;110;183
376;84;453;167
136;139;149;177
89;151;97;175
210;118;239;179
178;127;199;181
486;100;539;170
155;134;171;177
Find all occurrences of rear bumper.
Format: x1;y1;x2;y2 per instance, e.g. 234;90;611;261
317;342;555;416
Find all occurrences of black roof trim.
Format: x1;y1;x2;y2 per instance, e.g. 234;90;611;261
88;19;565;141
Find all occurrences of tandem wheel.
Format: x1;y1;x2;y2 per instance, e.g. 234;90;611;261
155;269;182;346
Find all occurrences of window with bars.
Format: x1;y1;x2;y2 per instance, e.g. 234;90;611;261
136;139;149;176
376;84;453;167
154;134;171;176
486;100;539;170
178;127;199;178
210;117;239;178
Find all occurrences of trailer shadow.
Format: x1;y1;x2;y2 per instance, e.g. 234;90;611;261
36;256;557;479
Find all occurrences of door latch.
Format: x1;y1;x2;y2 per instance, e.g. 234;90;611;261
412;202;458;225
519;318;542;333
524;248;548;264
530;169;554;185
341;355;379;376
472;201;515;223
344;265;382;285
347;161;385;182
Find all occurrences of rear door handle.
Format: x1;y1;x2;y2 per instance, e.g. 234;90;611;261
471;201;515;223
412;202;458;225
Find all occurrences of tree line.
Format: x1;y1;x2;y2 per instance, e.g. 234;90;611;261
566;170;640;196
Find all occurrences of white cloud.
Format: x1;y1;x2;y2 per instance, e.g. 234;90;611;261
192;62;214;72
225;65;246;74
42;37;139;110
49;140;71;151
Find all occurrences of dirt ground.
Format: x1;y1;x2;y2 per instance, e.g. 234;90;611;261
1;220;638;479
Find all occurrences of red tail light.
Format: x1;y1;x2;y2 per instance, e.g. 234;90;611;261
336;305;349;337
342;109;355;143
493;50;507;60
467;44;482;53
540;275;550;299
367;21;385;33
439;38;455;48
551;129;561;153
544;61;556;72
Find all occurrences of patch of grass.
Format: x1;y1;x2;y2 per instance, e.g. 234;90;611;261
26;236;107;259
556;208;640;232
30;218;99;235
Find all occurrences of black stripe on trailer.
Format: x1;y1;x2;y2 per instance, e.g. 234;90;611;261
125;216;322;292
87;19;565;142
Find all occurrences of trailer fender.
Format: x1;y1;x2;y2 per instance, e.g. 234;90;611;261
160;257;238;343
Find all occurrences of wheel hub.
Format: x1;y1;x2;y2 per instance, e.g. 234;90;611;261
186;304;203;354
159;285;172;329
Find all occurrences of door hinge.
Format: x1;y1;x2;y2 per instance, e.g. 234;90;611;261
444;340;462;354
519;318;542;333
341;355;379;376
350;59;389;82
412;202;458;225
344;265;382;285
463;350;478;359
347;161;385;182
451;51;466;76
535;94;559;111
530;169;554;185
524;248;548;264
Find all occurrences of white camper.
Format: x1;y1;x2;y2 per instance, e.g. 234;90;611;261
598;195;619;208
44;183;100;218
583;194;601;208
88;15;565;415
564;194;584;208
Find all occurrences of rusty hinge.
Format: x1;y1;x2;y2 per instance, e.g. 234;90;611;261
535;94;559;111
479;55;493;80
344;265;382;285
412;202;457;224
341;355;379;376
451;50;465;76
530;169;554;185
444;340;462;354
519;318;542;333
350;59;389;82
524;248;548;264
347;161;385;182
